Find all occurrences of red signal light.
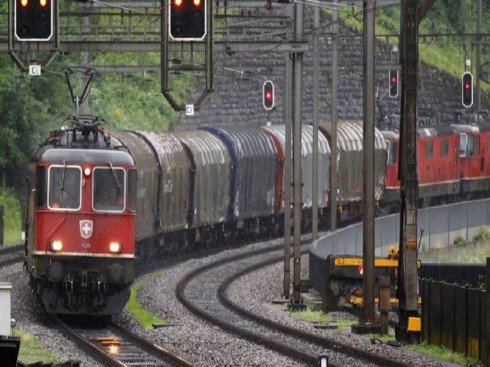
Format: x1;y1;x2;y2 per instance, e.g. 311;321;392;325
389;70;398;98
462;72;473;108
263;80;275;110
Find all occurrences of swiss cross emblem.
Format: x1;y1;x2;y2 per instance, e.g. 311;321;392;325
80;220;93;239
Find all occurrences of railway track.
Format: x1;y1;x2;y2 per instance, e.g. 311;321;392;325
176;245;412;367
0;243;24;268
50;315;195;367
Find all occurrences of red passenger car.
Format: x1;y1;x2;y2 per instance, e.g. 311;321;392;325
25;121;137;315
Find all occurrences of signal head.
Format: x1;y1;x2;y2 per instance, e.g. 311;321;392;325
169;0;207;41
462;72;473;108
15;0;53;41
389;70;398;98
263;80;275;110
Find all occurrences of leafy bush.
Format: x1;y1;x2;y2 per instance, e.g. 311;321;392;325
473;227;490;244
453;235;467;247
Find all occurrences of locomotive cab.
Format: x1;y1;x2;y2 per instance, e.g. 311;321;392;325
25;122;137;315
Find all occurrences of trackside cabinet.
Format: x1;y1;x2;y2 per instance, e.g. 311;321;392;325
0;282;12;336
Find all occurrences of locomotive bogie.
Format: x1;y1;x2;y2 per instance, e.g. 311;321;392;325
35;261;132;316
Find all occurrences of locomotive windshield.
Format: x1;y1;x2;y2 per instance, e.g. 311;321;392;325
93;167;125;212
48;166;82;210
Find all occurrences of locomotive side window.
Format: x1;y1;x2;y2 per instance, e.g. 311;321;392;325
440;140;449;157
127;169;137;213
48;166;82;210
425;140;433;159
468;135;475;156
93;167;125;212
459;134;467;157
36;167;46;209
388;141;398;164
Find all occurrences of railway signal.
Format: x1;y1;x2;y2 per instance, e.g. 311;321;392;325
389;70;398;98
263;80;275;110
462;71;473;108
169;0;207;41
15;0;53;41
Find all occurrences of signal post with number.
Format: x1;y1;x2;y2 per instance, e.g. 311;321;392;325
9;0;60;71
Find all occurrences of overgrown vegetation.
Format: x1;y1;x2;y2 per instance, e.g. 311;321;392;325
126;280;166;330
0;186;22;245
14;328;62;365
288;307;356;332
453;234;468;247
473;226;490;243
406;342;479;366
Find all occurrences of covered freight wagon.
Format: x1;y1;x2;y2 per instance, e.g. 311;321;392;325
201;126;277;224
173;130;231;228
262;124;330;210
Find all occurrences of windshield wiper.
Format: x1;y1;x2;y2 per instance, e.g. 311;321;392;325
109;163;122;189
59;161;67;200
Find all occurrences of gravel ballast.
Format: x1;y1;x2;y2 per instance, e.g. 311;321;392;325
3;239;466;366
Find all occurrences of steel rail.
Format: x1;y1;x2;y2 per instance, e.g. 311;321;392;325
218;256;412;367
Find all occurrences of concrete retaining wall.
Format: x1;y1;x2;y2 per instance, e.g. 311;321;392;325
309;199;490;293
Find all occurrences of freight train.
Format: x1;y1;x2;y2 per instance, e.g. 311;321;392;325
24;116;490;316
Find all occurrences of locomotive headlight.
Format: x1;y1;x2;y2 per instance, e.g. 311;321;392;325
50;240;63;252
84;167;91;177
109;242;122;254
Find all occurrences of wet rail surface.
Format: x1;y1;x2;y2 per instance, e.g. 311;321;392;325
51;315;195;367
176;245;412;367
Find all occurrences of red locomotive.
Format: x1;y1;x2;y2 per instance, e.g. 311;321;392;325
382;122;490;209
25;119;137;315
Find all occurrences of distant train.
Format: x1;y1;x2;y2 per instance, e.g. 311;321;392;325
24;117;490;316
383;123;490;208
